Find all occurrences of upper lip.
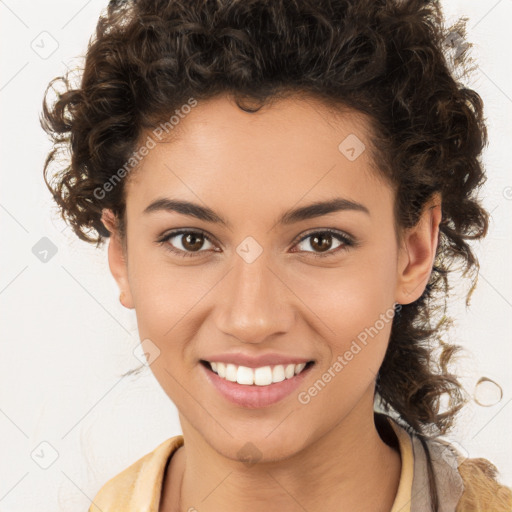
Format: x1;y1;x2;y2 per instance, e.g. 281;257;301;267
201;353;314;368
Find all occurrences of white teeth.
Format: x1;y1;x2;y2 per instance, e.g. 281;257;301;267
284;364;295;379
225;363;237;382
217;362;226;378
271;365;286;383
294;363;306;375
236;365;254;385
254;366;273;386
208;361;309;386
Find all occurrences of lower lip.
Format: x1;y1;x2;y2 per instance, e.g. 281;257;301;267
200;362;314;409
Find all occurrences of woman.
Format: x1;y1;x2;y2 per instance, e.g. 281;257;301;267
40;0;512;510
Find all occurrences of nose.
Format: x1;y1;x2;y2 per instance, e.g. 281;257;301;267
213;248;295;345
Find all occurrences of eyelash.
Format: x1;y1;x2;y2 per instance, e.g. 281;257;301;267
156;228;356;259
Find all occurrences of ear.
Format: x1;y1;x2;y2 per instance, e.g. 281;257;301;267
101;208;135;309
395;192;442;305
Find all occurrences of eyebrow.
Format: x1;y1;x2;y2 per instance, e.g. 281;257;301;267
143;197;370;228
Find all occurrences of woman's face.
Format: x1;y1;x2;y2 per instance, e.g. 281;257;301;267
105;94;439;462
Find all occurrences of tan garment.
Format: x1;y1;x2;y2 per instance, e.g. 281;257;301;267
87;416;512;512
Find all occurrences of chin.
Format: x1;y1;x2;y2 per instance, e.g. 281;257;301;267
206;427;311;466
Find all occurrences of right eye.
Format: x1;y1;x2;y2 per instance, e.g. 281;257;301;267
157;229;217;258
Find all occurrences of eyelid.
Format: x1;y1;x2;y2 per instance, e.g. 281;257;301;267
156;228;219;255
292;227;354;246
289;228;355;258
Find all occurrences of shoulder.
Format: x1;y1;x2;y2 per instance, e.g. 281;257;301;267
456;456;512;512
383;414;512;511
419;432;512;512
88;435;184;512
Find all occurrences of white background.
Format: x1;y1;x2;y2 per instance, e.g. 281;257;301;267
1;1;511;510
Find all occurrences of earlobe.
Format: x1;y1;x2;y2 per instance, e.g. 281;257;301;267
395;193;442;305
101;208;135;310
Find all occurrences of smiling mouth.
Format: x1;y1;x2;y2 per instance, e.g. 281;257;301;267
200;360;315;386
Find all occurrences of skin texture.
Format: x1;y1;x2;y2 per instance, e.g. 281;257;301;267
101;94;442;512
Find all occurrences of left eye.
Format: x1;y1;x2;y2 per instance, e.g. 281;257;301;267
292;229;354;257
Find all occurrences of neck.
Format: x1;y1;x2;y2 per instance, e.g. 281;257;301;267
165;391;401;512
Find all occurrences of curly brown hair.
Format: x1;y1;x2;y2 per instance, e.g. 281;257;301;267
41;0;489;441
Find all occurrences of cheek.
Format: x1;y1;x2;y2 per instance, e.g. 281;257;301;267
295;292;395;424
128;270;195;384
128;261;205;406
296;246;397;344
292;246;397;397
128;242;202;336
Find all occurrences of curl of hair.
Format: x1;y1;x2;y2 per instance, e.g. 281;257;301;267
41;0;490;440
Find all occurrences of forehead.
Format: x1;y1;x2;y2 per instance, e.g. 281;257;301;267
125;94;392;220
